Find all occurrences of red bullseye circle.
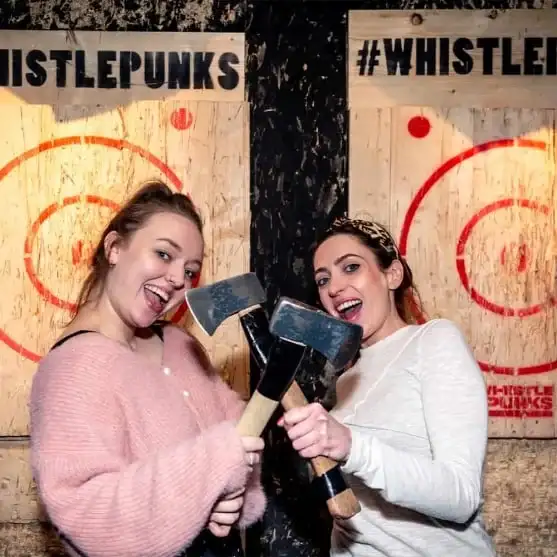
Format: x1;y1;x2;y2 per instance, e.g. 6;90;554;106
455;198;554;318
0;135;197;362
24;195;120;312
399;138;555;375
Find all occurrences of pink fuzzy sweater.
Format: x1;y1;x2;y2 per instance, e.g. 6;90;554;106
29;325;266;557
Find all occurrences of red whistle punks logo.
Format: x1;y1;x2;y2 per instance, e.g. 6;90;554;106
488;385;554;418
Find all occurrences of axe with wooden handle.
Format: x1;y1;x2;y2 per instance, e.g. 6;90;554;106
240;307;362;519
185;273;307;438
185;274;362;517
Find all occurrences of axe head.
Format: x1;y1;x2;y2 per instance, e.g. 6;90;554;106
269;297;363;371
184;272;266;336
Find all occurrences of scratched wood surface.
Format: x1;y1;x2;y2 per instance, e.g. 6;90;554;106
0;100;250;436
349;106;557;438
348;9;557;109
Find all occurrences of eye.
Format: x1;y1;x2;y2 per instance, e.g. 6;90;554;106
344;263;360;273
315;276;329;288
156;250;171;261
185;269;199;280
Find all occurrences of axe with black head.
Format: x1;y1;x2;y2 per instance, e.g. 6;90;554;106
240;307;362;519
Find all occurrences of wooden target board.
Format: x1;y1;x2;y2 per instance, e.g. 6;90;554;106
348;10;557;438
0;30;249;439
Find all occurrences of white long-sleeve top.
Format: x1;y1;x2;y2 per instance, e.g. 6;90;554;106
330;318;497;557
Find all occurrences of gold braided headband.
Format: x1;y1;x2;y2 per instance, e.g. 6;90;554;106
327;216;400;259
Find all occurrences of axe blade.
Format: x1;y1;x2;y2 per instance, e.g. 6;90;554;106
184;272;266;336
269;297;363;371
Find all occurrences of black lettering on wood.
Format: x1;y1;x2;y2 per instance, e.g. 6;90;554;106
0;50;9;86
25;50;47;86
168;52;191;89
75;50;95;87
193;52;214;89
218;52;239;90
97;50;117;88
452;38;473;75
415;38;436;76
50;50;71;87
547;37;557;75
439;38;450;75
524;37;544;75
145;51;165;89
502;37;520;75
12;49;22;87
383;38;412;75
476;37;499;75
120;51;141;89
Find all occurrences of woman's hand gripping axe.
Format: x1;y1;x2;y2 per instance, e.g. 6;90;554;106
185;273;363;519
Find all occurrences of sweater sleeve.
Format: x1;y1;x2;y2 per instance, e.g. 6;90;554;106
187;333;267;527
29;345;250;557
341;319;488;524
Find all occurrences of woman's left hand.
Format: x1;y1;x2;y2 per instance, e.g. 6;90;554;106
277;403;352;463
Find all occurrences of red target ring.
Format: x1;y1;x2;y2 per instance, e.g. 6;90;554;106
399;138;555;375
0;135;197;362
455;198;555;318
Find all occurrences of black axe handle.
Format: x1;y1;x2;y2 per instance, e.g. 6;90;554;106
240;310;361;520
236;338;306;437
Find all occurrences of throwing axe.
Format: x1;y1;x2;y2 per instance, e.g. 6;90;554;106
241;302;362;519
185;273;362;519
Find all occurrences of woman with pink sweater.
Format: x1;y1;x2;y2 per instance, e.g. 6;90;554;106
29;180;267;557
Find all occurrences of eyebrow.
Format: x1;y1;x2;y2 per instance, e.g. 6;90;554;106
157;238;202;266
314;253;363;275
156;237;182;251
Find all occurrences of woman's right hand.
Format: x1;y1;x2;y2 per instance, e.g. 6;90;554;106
240;435;264;473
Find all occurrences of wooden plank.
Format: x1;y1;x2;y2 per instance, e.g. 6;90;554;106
349;106;557;437
0;31;245;105
0;444;45;522
0;100;250;435
348;9;557;108
348;108;392;224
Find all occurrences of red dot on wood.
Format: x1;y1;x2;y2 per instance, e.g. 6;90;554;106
170;108;193;131
407;116;431;139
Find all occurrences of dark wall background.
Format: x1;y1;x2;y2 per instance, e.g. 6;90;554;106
1;1;556;556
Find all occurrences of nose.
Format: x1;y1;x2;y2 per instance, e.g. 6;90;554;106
327;272;345;297
167;264;185;289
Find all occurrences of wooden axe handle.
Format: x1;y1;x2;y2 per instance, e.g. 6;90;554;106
281;381;361;519
236;391;279;437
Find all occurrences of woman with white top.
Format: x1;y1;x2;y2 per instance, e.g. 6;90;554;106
278;217;497;557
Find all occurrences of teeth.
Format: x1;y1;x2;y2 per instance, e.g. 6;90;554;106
337;299;361;312
145;285;169;303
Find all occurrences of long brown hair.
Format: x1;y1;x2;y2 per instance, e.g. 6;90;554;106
71;179;203;319
313;217;424;324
